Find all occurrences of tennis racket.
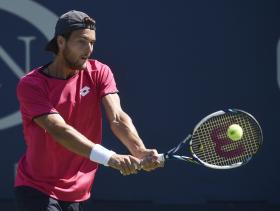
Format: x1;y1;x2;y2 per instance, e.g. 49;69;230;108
157;109;263;169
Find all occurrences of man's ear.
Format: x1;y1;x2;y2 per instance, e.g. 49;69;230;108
57;35;66;52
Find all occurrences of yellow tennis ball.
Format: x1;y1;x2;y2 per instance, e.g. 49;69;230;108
227;124;243;141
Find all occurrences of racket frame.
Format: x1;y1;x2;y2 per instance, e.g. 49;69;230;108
159;109;263;170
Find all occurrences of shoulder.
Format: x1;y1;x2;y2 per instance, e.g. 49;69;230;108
17;66;47;93
86;59;111;73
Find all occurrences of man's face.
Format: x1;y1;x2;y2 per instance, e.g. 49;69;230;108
61;29;96;70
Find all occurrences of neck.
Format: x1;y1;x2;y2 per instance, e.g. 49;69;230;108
47;56;78;79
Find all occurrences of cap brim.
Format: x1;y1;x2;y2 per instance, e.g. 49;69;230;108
45;37;57;52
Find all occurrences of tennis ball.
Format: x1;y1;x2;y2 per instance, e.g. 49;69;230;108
227;124;243;141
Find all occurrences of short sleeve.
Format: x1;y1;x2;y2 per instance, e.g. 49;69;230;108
17;78;58;121
98;65;119;98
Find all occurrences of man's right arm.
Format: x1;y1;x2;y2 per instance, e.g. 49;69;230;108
34;113;140;175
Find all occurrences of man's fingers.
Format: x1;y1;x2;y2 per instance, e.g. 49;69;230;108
144;149;158;157
141;155;163;171
121;160;131;175
109;154;162;174
134;163;140;170
119;155;141;176
129;155;141;170
125;156;138;174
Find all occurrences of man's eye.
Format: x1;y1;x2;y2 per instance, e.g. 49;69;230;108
79;40;86;44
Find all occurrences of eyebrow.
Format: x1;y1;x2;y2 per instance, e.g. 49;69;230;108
79;35;96;43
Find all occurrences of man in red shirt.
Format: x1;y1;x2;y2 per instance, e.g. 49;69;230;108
15;10;162;211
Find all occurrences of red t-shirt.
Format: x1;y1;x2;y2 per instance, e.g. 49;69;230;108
15;59;118;202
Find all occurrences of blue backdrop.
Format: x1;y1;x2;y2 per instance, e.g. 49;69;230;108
0;0;280;206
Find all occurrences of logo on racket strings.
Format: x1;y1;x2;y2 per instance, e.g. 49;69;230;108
210;126;245;158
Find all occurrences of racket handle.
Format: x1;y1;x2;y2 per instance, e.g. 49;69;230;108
157;153;165;162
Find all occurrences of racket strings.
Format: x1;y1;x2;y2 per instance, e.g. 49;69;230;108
191;113;262;167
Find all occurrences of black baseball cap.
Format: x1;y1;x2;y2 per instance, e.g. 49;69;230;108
45;10;96;53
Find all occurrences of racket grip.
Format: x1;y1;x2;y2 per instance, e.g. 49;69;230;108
157;153;165;162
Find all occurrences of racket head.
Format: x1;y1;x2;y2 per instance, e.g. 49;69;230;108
189;109;263;169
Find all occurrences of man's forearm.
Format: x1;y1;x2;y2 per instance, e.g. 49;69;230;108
109;111;147;158
34;114;142;171
47;123;95;158
46;123;116;166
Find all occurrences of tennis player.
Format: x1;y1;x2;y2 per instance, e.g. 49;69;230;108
14;10;162;211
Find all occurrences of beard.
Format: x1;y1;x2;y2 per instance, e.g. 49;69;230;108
62;47;88;70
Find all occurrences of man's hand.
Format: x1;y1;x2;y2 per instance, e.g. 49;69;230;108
138;149;164;171
107;154;141;176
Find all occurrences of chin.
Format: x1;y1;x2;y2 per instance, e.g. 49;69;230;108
73;61;87;70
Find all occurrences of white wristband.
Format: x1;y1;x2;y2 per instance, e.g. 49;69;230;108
90;144;116;166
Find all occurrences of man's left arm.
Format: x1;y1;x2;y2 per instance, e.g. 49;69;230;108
102;93;162;171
